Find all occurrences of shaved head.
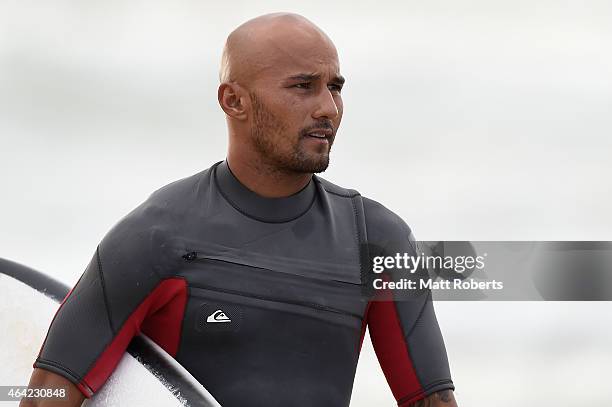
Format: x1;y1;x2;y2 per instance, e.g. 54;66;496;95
220;13;337;85
218;13;344;195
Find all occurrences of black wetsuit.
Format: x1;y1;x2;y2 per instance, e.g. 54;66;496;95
35;161;454;406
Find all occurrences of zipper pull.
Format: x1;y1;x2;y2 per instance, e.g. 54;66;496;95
182;251;197;262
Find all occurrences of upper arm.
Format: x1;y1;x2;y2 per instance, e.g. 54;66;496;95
363;198;455;405
367;290;455;405
33;202;187;398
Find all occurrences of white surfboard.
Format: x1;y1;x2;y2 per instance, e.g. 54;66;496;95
0;258;221;407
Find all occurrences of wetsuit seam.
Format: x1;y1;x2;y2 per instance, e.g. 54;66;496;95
79;277;169;381
174;283;191;360
325;190;360;198
350;195;365;286
34;272;85;361
312;176;361;198
397;379;455;404
405;290;431;339
96;246;116;334
189;282;364;320
184;253;361;286
389;298;426;393
357;301;372;353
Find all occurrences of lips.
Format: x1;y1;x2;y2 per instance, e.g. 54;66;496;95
304;128;333;141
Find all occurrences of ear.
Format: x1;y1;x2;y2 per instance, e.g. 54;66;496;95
218;82;248;120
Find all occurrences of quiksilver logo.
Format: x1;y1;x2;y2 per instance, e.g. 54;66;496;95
206;309;232;323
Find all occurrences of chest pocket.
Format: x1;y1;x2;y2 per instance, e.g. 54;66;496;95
180;248;366;324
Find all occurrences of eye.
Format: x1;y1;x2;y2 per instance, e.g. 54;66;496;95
328;84;343;94
293;82;311;89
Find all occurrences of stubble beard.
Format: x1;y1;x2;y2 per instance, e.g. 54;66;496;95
250;92;331;174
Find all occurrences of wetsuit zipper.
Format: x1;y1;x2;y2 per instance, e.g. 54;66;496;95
182;251;363;321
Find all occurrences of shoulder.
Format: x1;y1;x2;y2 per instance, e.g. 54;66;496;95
313;175;360;198
362;196;412;237
98;166;213;271
362;196;416;254
313;175;415;253
146;166;214;214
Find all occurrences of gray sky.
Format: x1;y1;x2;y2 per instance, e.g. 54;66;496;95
1;1;611;405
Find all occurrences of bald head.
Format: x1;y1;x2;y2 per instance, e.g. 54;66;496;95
220;13;338;85
219;13;345;186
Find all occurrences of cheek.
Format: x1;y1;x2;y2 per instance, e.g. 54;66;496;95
265;91;327;132
257;98;292;129
276;98;310;129
267;102;302;137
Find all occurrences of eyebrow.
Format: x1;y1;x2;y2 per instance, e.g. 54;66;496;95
287;73;346;85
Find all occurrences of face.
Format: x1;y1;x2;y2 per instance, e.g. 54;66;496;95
246;39;344;174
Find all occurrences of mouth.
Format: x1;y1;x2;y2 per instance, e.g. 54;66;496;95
303;129;334;143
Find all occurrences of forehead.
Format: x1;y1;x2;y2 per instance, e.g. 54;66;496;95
254;29;341;81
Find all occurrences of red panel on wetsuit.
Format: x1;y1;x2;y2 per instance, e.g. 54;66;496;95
141;281;189;357
80;278;188;395
367;299;424;404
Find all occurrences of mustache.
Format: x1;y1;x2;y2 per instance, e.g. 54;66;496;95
300;121;335;136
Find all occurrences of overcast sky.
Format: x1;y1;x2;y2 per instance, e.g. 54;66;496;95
1;2;611;406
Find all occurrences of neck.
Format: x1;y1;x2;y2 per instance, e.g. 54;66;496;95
226;152;312;198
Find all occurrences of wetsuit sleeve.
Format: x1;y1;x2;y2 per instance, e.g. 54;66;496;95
367;290;455;405
364;201;455;406
33;203;188;397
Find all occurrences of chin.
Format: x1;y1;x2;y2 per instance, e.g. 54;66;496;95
283;156;329;174
303;157;330;174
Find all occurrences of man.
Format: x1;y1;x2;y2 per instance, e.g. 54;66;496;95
23;13;457;407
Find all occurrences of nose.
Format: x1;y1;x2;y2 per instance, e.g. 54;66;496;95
312;88;339;120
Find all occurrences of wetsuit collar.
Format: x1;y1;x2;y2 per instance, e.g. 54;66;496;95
214;160;316;223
